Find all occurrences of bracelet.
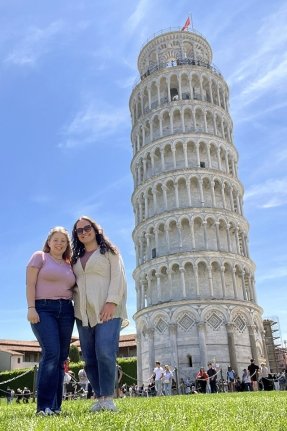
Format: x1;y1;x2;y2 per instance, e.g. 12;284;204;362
28;306;35;309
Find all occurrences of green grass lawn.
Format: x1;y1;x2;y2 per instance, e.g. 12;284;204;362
0;392;286;431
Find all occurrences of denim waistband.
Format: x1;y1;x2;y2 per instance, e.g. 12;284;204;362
35;298;72;303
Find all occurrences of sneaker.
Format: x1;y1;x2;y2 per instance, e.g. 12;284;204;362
101;399;118;412
53;410;61;415
90;400;103;412
36;408;54;416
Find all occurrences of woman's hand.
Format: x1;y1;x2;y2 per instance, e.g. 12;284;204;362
100;302;117;322
27;308;40;324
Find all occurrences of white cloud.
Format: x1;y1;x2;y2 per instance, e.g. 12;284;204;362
30;195;52;204
240;54;287;103
121;323;136;335
228;4;287;110
66;175;131;218
276;148;287;163
126;0;151;34
116;75;137;89
245;177;287;208
59;103;129;149
233;100;287;123
257;266;287;282
4;21;65;66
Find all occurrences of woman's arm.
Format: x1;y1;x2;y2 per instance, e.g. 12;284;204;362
26;266;40;324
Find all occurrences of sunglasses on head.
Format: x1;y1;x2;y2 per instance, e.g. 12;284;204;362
76;224;92;235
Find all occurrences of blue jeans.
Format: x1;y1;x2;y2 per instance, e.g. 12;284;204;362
155;379;163;395
76;318;121;398
163;381;172;395
32;299;74;412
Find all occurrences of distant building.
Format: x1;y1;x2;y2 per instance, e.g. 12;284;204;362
0;334;136;371
0;339;41;371
70;334;137;359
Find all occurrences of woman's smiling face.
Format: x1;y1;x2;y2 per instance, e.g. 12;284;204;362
76;219;97;247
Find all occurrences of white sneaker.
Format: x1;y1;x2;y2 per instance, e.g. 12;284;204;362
101;399;118;412
90;400;103;412
36;408;54;416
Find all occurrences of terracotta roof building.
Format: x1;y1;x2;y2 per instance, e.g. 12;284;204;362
0;334;136;372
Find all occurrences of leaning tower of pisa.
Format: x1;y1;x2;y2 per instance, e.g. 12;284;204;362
129;27;267;383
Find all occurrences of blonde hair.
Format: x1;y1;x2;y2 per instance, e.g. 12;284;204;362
43;226;72;262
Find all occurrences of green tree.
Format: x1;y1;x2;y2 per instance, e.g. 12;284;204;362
69;344;80;363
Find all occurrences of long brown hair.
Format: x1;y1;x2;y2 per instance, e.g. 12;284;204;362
43;226;72;262
71;216;118;265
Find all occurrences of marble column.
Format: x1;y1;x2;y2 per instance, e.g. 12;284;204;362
197;322;207;367
248;325;259;364
169;323;179;370
148;328;155;372
136;332;143;385
226;323;238;374
179;267;186;298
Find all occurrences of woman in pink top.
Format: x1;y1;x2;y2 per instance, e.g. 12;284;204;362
26;226;75;416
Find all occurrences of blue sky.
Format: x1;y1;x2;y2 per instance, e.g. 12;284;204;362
1;0;287;345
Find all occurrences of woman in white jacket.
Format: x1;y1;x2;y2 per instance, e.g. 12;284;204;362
71;216;128;412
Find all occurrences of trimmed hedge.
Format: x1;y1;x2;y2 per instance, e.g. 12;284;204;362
69;357;137;386
0;357;137;397
0;367;36;397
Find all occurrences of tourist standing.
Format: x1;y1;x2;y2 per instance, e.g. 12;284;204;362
71;216;128;412
78;368;89;392
226;366;236;392
196;367;209;393
248;359;259;391
162;365;173;396
26;226;75;416
22;387;31;403
260;363;269;390
207;363;217;393
150;361;164;396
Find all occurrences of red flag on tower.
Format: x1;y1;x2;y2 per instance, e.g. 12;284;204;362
181;16;191;31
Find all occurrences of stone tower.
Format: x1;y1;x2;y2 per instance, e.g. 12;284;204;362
129;27;267;383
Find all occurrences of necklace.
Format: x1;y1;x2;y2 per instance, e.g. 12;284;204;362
85;247;98;254
50;253;64;262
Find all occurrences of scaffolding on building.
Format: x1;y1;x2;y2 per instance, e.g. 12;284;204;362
263;316;284;372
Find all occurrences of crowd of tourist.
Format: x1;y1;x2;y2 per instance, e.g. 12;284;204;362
4;358;286;405
6;387;31;404
115;359;287;397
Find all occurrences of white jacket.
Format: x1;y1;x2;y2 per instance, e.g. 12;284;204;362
73;250;128;328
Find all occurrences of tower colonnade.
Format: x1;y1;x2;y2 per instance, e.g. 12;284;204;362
132;172;244;224
134;211;250;265
130;66;229;127
132;137;238;186
130;28;266;383
131;105;233;155
134;254;256;308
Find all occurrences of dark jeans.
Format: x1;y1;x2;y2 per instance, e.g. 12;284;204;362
76;318;121;398
210;379;217;393
32;299;74;412
197;380;207;393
